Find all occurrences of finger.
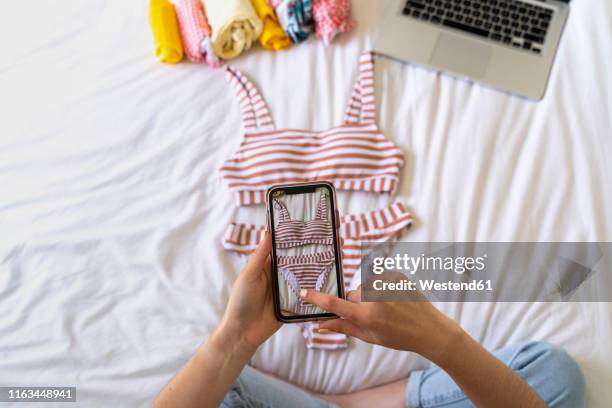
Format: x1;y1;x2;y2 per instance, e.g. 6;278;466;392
346;288;362;303
318;319;364;338
301;290;360;321
263;255;271;273
262;256;273;289
243;231;272;278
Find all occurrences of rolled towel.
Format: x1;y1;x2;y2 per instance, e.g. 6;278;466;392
313;0;355;45
202;0;263;60
269;0;314;44
251;0;291;50
175;0;221;66
149;0;184;64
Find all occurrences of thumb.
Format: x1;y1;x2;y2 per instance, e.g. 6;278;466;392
244;231;272;274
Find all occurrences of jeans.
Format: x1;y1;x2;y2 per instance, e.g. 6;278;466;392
221;341;586;408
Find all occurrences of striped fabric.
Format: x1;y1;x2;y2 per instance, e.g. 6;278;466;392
222;223;267;255
222;201;413;349
344;51;376;124
273;194;333;248
219;51;404;207
300;321;348;349
277;250;335;264
277;250;335;304
224;66;275;134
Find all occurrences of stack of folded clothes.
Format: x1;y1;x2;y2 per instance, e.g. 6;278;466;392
149;0;356;65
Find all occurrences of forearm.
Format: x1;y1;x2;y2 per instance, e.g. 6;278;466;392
153;328;254;408
428;326;546;408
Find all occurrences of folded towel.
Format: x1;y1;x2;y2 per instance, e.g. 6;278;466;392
313;0;355;45
175;0;221;66
251;0;291;50
202;0;263;60
269;0;314;44
149;0;184;64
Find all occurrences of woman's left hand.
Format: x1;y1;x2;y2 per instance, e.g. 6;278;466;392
216;231;281;354
153;232;280;408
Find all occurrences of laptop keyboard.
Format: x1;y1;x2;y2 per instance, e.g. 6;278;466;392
402;0;555;54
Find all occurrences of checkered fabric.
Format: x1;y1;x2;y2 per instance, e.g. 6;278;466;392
175;0;221;66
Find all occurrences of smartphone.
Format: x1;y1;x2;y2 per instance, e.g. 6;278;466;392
266;182;344;323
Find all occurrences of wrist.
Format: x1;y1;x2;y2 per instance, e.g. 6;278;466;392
420;315;466;365
208;324;258;362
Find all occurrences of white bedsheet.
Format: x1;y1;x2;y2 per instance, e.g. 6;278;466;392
1;0;611;406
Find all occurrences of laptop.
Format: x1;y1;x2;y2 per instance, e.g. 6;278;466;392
373;0;571;100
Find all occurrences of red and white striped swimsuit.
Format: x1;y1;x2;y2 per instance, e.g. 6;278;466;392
220;51;404;206
274;193;335;313
277;250;335;311
221;51;414;350
274;193;333;248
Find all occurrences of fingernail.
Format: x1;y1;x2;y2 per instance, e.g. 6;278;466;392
318;329;331;333
259;230;267;242
299;289;308;298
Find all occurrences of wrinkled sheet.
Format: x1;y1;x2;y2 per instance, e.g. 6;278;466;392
1;0;611;406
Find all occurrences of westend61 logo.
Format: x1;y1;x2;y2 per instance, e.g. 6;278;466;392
371;253;487;275
362;242;611;302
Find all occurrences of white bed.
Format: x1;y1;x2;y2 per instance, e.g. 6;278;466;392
1;0;611;406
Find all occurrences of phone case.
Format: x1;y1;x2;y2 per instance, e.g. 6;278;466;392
266;181;344;323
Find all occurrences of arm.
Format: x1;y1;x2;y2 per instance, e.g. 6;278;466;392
153;233;280;408
303;283;545;408
434;327;545;408
152;329;253;408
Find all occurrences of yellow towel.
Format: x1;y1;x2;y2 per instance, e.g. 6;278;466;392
202;0;263;60
149;0;184;64
251;0;291;51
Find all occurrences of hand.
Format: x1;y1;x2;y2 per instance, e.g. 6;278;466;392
153;233;280;408
302;276;461;363
216;232;281;355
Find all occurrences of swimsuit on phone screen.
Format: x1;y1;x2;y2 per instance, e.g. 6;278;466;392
274;193;334;314
277;251;335;314
273;194;333;249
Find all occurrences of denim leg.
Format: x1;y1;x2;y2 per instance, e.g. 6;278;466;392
406;341;586;408
221;365;339;408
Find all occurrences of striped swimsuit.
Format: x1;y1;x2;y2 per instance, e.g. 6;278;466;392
274;194;335;311
274;194;333;248
221;51;413;349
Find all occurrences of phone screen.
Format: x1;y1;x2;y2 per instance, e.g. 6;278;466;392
267;183;344;321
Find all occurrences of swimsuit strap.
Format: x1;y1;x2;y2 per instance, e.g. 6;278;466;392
273;199;291;222
314;193;328;221
225;66;276;134
344;51;376;125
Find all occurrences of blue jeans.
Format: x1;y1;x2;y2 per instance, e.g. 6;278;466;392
221;341;586;408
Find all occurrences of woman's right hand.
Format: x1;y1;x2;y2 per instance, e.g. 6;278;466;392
303;277;548;408
301;278;462;363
